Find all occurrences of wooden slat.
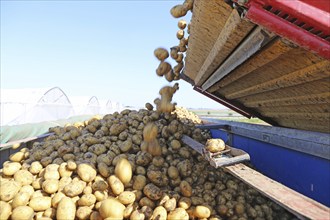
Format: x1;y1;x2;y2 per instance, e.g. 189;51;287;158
194;10;255;86
225;164;330;220
244;92;330;108
208;39;293;93
260;112;330;121
226;60;330;99
217;46;324;96
235;79;330;105
257;103;330;114
184;0;232;80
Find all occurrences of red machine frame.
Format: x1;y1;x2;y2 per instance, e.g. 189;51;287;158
235;0;330;60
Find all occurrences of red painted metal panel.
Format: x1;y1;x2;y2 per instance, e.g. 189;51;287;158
245;2;330;60
246;0;330;36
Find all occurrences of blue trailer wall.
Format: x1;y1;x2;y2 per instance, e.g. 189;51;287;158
209;126;330;207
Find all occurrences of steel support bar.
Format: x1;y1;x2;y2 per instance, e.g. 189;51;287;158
245;2;330;60
193;86;252;118
246;0;330;36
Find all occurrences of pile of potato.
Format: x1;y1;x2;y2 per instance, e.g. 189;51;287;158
0;106;296;220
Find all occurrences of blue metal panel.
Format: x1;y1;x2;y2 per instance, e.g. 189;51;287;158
210;129;330;207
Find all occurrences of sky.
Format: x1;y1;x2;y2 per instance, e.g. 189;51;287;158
1;0;226;110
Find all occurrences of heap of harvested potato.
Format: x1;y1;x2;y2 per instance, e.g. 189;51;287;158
0;106;295;220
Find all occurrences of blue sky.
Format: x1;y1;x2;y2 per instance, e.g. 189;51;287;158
1;0;225;109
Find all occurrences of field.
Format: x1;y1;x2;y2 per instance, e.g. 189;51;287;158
189;108;268;125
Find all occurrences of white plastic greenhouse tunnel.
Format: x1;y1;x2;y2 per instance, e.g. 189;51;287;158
0;87;124;144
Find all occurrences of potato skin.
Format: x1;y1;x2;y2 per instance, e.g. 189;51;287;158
108;175;124;195
56;197;76;220
115;158;132;184
143;183;163;201
77;164;97;182
118;191;136;205
99;198;125;219
29;196;52;211
0;201;11;220
12;192;30;208
167;208;189;220
194;205;211;218
14;170;33;186
151;206;167;220
3;162;21;176
0;180;21;201
11;206;34;220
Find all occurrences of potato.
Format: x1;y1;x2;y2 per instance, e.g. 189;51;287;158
205;139;225;153
67;160;77;170
154;48;169;61
194;205;211;218
56;197;76;220
76;206;93;220
0;201;11;220
90;211;102;220
92;179;108;191
115;158;132;184
42;179;59;194
108;175;124;195
13;170;33;186
143;183;163;200
170;5;188;18
177;30;184;40
183;0;194;10
94;190;108;202
12;191;30;208
31;190;48;199
77;164;97;182
3;162;21;176
58;163;73;177
0;180;21;201
118;191;136;205
156;62;172;77
78;194;97;206
9;151;25;162
151;206;167;220
164;198;177;211
145;103;154;111
168;207;189;220
19;185;35;197
180;180;192;197
44;170;60;180
132;175;147;190
83;185;93;194
178;19;187;29
58;176;72;191
32;177;43;190
139;197;155;209
29;161;43;174
43;208;56;219
29;196;52;211
63;180;86;197
179;197;191;209
130;210;145;220
119;140;133;152
135;151;152;166
11;206;34;220
51;192;66;208
168;166;179;179
175;53;184;63
99;197;125;219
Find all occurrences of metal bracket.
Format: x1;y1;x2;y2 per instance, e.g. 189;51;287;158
202;26;276;91
182;135;250;168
